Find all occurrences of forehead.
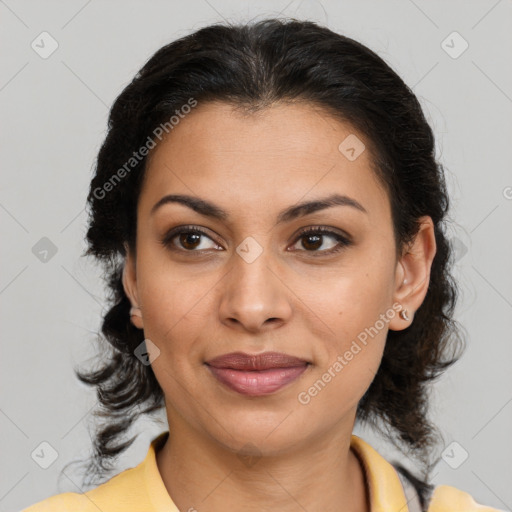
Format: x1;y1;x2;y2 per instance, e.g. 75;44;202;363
140;101;390;223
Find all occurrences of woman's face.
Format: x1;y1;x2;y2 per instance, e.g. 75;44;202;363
123;100;434;455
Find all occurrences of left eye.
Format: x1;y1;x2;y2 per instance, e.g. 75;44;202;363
290;228;352;254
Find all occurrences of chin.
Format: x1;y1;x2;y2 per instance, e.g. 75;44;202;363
203;410;311;456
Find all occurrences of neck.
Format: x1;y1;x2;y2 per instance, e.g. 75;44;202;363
156;416;369;512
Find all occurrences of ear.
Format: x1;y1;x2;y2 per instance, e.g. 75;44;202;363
388;216;437;331
122;242;144;330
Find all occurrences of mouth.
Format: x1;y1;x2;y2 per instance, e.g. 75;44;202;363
205;351;310;396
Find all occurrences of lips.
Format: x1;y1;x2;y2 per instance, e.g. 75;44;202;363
206;351;309;370
205;351;309;396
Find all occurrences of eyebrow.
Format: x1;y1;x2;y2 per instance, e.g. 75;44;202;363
150;193;367;223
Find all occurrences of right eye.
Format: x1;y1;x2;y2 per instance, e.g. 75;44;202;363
160;225;223;253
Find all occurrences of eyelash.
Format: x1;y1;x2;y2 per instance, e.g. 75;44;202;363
160;225;352;257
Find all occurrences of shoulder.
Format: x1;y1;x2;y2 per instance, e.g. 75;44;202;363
21;492;91;512
21;464;145;512
428;485;506;512
22;432;175;512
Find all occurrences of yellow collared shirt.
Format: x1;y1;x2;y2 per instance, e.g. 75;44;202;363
22;432;503;511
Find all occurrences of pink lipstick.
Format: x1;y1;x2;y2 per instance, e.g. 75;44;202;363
205;351;309;396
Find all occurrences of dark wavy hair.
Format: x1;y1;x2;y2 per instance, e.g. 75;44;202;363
75;18;464;504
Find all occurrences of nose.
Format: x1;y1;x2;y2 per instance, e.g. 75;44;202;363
218;245;293;333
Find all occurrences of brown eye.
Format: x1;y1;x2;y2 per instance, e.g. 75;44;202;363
161;226;222;252
178;232;202;250
291;227;352;255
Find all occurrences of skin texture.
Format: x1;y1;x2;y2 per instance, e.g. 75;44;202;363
122;100;437;512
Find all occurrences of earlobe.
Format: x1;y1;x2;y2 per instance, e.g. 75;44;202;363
122;245;144;329
389;216;437;331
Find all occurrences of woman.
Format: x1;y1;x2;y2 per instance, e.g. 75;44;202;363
23;18;502;512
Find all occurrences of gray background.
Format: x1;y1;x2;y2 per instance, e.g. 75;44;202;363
1;1;511;510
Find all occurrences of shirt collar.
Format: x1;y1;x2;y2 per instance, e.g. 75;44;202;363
350;434;411;511
143;432;177;511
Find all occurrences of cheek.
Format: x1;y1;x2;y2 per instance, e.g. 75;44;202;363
307;260;394;341
136;262;213;359
299;256;393;395
299;315;388;414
